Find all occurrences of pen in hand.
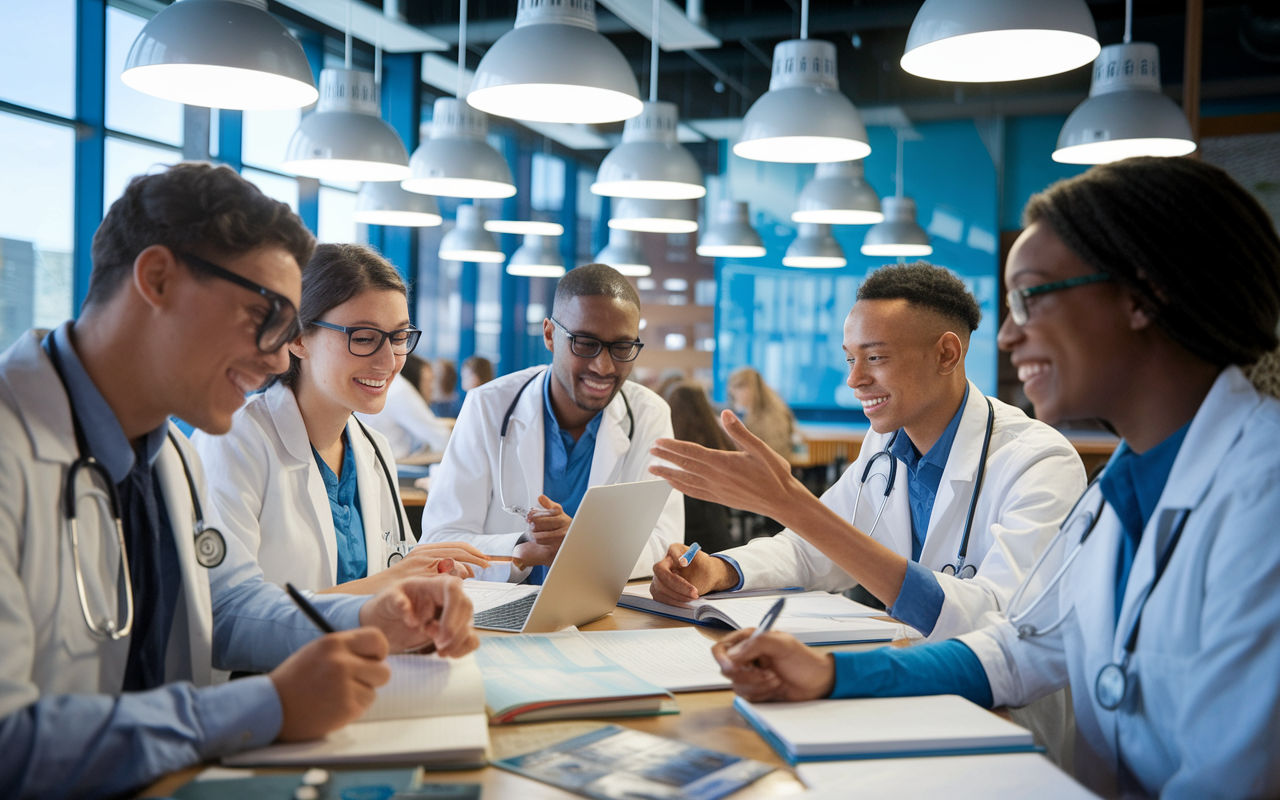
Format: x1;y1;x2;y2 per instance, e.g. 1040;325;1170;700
677;542;702;567
728;597;786;660
286;582;336;634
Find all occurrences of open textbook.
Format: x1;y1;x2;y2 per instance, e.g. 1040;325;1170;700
797;753;1101;799
224;653;489;767
618;584;911;644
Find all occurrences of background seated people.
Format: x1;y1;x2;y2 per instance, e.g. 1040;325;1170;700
430;358;462;418
664;382;736;554
358;353;452;460
727;366;796;459
461;355;494;392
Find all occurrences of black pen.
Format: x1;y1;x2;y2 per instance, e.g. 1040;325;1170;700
286;582;336;634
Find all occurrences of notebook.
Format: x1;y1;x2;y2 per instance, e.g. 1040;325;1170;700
797;753;1101;799
735;694;1037;765
618;584;908;645
476;631;676;723
223;654;489;767
577;628;731;692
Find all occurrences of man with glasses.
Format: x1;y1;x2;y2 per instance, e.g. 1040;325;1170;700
0;163;477;800
420;263;683;583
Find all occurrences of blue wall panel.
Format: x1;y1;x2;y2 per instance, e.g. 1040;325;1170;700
1001;115;1088;231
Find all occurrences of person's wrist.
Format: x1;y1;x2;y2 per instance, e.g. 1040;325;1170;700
709;558;738;592
817;653;837;699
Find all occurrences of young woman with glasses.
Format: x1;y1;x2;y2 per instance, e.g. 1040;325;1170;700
194;243;490;594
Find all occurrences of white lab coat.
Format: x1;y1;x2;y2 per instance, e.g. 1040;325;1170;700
419;365;683;581
0;331;222;709
192;382;414;591
720;384;1087;641
356;376;451;460
958;367;1280;799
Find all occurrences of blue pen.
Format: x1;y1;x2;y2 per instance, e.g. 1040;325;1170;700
678;542;702;567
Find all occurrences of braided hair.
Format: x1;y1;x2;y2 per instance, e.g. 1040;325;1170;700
1025;156;1280;368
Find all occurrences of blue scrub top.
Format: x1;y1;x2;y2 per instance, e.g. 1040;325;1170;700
888;385;970;562
314;430;368;584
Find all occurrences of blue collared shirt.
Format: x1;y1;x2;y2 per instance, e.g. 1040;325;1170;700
313;432;368;584
525;371;603;584
0;323;369;800
1098;422;1190;623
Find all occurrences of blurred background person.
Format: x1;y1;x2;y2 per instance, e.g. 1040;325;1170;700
461;355;494;392
431;358;462;417
728;366;797;459
664;382;736;553
358;353;452;461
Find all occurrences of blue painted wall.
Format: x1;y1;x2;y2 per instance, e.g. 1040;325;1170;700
1002;115;1089;230
714;120;1001;420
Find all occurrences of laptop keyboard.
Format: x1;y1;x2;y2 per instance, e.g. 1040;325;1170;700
474;592;539;631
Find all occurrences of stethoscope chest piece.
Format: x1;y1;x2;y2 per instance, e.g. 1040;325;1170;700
1095;661;1128;710
194;526;227;568
941;562;978;579
387;552;404;567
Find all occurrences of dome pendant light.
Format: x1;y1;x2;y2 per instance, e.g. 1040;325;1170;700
439;204;506;263
468;0;643;125
861;131;932;257
507;234;567;278
1053;1;1195;164
734;0;870;164
609;198;699;234
485;220;564;236
596;228;652;276
122;0;318;110
697;201;766;258
792;161;884;225
354;182;443;227
784;224;846;268
402;1;515;199
592;0;704;200
283;71;411;181
901;0;1100;83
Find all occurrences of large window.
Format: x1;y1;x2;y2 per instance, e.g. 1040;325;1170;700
104;137;182;210
0;112;75;347
105;6;183;146
0;0;76;118
318;186;359;244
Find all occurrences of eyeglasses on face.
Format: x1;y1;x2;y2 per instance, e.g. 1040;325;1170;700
1006;273;1113;326
311;320;422;357
549;316;644;362
175;251;301;353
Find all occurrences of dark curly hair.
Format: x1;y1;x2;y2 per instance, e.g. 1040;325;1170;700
1025;156;1280;367
857;261;982;334
87;161;314;308
553;262;640;313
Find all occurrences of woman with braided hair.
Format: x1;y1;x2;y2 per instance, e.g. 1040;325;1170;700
709;157;1280;799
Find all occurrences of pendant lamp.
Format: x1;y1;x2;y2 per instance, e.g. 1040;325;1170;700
439;204;505;263
354;181;443;227
696;201;765;258
595;228;652;276
733;0;870;165
403;1;516;199
608;198;698;234
122;0;317;110
901;0;1100;83
784;223;846;268
792;161;884;225
507;234;567;278
467;0;642;124
592;0;704;200
861;132;932;257
485;220;565;236
1053;2;1195;164
283;69;410;181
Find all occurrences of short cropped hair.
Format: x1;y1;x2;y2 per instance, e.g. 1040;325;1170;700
87;162;314;308
553;263;640;314
857;262;982;334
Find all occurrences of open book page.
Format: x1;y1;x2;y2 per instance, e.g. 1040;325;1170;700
798;753;1100;799
360;653;485;722
223;714;490;767
693;593;908;642
576;628;729;692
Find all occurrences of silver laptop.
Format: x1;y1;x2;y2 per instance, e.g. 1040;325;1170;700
473;479;673;633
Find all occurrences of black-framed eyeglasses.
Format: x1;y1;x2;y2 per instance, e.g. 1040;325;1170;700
1006;273;1113;326
311;320;422;357
176;251;301;353
549;317;644;362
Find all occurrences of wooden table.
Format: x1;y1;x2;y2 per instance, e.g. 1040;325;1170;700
140;604;881;798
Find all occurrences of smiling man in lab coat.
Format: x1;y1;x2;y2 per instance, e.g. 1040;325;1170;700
420;263;681;583
651;262;1085;641
0;163;478;800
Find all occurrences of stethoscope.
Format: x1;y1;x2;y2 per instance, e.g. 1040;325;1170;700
852;396;995;579
1004;478;1192;711
350;417;412;567
44;334;226;642
496;369;633;517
